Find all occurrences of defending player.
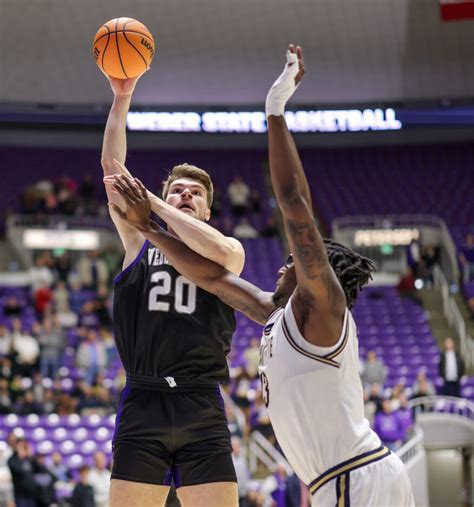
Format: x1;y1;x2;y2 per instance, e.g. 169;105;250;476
101;74;243;506
109;45;415;506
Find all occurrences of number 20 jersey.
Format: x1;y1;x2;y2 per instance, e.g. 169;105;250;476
112;240;236;382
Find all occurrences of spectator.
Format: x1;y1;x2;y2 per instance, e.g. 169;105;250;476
94;284;112;328
406;239;421;277
396;394;413;436
231;437;250;503
419;244;438;286
260;216;279;238
71;465;95;507
261;463;289;507
372;399;406;451
0;325;12;357
7;439;38;507
76;251;108;289
76;330;107;385
88;452;110;507
367;383;383;413
38;316;64;379
0;358;12;381
233;218;258;239
248;189;262;214
0;378;12;414
459;233;474;283
34;453;58;507
411;369;435;397
227;175;250;216
79;175;97;215
79;301;100;328
360;351;387;389
210;186;222;217
0;442;14;507
4;297;22;317
10;320;40;378
244;337;260;379
69;280;87;314
438;337;465;397
251;392;274;443
53;252;72;284
16;390;43;416
396;267;420;303
29;254;54;292
50;452;72;483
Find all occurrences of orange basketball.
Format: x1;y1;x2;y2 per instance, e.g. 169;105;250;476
93;17;155;79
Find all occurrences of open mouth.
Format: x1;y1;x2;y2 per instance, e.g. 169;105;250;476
178;203;195;212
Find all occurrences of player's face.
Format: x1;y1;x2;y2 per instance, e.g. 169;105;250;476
273;254;297;304
166;178;211;222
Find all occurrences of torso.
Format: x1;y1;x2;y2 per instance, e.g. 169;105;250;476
112;241;236;381
259;299;380;485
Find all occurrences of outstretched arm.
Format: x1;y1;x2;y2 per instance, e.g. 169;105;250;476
266;46;346;347
101;75;146;266
105;161;245;275
109;177;274;324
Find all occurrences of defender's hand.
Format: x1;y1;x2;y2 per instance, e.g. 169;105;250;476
108;174;152;231
265;44;305;118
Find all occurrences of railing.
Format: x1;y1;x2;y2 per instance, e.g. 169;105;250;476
248;431;292;475
396;426;425;465
433;265;474;368
408;395;474;420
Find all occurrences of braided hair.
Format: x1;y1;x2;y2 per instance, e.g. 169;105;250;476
323;238;376;309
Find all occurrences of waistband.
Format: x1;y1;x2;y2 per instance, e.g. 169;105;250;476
309;445;391;496
125;373;220;393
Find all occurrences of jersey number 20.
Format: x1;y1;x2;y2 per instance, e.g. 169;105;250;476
148;272;197;314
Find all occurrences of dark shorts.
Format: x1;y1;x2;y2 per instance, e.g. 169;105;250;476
111;386;237;487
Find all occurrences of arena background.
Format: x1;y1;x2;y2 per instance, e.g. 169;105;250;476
0;1;473;506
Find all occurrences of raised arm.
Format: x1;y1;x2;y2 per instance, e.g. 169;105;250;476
100;75;145;266
109;177;274;324
105;161;245;275
266;46;346;347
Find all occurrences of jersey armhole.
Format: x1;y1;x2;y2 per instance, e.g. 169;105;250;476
113;240;149;285
283;297;350;361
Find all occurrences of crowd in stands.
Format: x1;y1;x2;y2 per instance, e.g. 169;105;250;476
0;175;470;506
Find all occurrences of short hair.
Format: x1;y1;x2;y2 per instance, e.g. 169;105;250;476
324;238;376;309
162;164;214;208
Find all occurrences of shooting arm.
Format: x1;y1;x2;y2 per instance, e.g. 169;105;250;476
101;81;143;264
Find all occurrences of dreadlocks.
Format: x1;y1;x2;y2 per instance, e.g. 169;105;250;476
323;238;376;309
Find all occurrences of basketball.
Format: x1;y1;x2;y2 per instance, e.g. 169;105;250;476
93;17;155;79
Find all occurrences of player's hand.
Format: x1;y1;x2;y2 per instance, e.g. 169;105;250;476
104;68;149;97
108;174;152;231
265;44;305;117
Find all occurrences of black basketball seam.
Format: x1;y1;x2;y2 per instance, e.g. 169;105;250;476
101;25;111;73
115;18;129;79
94;29;154;45
122;19;149;70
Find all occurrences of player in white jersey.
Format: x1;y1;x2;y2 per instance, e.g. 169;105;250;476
107;45;415;507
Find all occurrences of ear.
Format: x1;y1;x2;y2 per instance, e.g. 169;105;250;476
205;208;211;222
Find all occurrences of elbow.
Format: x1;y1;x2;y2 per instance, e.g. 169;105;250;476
279;194;310;215
101;158;115;175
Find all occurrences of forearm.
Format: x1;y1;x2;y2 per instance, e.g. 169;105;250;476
101;95;132;174
140;220;270;323
150;196;243;272
267;115;312;208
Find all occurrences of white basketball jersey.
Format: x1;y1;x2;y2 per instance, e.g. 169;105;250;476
259;297;381;486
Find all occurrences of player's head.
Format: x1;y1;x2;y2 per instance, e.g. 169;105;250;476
162;164;214;222
273;239;375;309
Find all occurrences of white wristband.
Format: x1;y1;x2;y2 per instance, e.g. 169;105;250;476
265;51;300;118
